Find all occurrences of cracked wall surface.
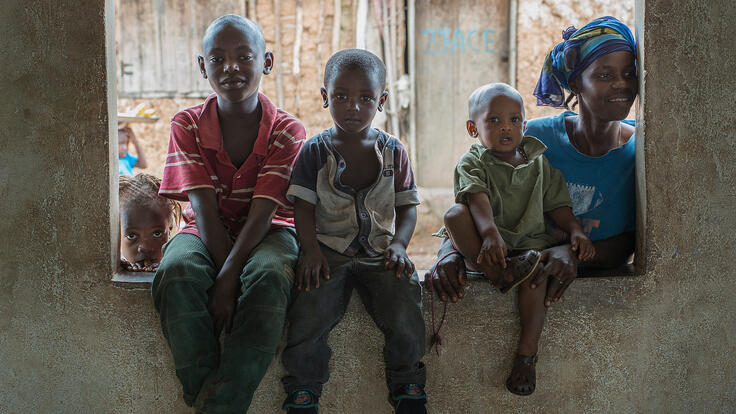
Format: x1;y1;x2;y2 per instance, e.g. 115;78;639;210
1;0;735;412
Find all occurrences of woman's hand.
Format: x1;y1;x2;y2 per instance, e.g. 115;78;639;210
425;240;468;302
529;244;578;307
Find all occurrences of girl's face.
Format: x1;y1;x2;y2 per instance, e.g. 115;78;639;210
573;50;637;121
120;201;171;268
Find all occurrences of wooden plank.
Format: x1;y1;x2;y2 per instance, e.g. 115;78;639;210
414;0;510;187
117;115;161;123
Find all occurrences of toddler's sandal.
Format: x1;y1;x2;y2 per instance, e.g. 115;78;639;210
499;250;542;294
506;354;538;396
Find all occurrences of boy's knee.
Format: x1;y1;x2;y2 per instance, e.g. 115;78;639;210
443;203;470;227
242;268;293;308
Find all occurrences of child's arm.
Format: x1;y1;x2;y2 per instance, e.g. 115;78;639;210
293;198;330;291
384;204;417;278
188;188;233;270
127;128;148;169
208;123;306;335
207;198;278;335
546;206;595;261
467;192;507;268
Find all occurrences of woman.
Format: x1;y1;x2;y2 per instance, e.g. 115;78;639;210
427;16;637;395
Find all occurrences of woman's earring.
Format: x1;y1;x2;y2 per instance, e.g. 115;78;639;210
323;102;329;108
201;72;207;79
377;105;383;111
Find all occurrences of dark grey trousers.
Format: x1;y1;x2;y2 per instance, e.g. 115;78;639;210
281;244;426;397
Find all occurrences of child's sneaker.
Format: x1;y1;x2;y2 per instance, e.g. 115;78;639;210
389;384;427;414
282;389;319;414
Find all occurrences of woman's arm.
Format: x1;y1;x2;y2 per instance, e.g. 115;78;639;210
585;231;635;269
530;231;635;307
529;244;578;307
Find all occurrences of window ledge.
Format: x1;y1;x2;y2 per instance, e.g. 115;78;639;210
112;271;155;288
110;264;638;289
578;263;636;278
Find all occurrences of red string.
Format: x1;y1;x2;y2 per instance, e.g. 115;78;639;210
427;251;458;356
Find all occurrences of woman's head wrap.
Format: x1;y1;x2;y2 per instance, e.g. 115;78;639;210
533;16;636;108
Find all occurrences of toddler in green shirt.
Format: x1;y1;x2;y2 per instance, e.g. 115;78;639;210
442;83;594;396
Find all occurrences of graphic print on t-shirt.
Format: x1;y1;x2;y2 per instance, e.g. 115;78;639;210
567;182;603;216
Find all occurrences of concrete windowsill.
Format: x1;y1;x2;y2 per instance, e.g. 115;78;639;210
112;271;155;288
110;264;638;290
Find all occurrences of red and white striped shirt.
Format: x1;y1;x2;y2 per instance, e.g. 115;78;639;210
159;93;305;239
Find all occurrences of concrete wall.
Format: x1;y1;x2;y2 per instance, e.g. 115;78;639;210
1;1;736;413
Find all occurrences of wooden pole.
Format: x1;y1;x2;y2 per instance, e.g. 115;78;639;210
317;0;326;73
332;0;341;52
273;0;284;107
408;0;416;169
248;0;257;20
508;0;517;87
381;0;399;136
356;0;368;49
293;0;303;115
293;0;303;76
390;0;398;74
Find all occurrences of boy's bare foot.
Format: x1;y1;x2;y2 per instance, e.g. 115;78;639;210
506;354;538;396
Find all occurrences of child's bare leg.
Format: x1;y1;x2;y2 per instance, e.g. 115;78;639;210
506;273;547;395
517;275;547;356
443;204;503;284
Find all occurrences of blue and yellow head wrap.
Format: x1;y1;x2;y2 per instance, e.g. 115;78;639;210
533;16;636;108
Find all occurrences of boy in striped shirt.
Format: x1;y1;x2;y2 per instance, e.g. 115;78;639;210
152;14;305;413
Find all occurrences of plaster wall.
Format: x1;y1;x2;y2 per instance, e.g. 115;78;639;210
1;0;735;413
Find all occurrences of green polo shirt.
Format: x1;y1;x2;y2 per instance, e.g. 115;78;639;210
451;136;572;251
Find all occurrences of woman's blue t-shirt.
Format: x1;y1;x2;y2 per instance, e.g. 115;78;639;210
525;111;635;242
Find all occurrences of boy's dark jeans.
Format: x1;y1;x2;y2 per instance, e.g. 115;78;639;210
281;244;426;397
152;229;298;413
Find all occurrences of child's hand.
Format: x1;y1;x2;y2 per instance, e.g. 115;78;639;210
121;258;158;272
296;248;330;291
570;231;596;262
207;270;241;336
384;242;416;279
478;232;507;268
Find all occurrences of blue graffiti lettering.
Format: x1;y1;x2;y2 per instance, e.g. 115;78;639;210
422;27;496;55
483;29;496;53
467;30;479;52
452;29;466;53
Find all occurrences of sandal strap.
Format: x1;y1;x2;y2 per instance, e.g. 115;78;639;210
516;354;538;365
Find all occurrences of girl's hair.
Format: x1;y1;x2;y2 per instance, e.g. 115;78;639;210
119;173;182;232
